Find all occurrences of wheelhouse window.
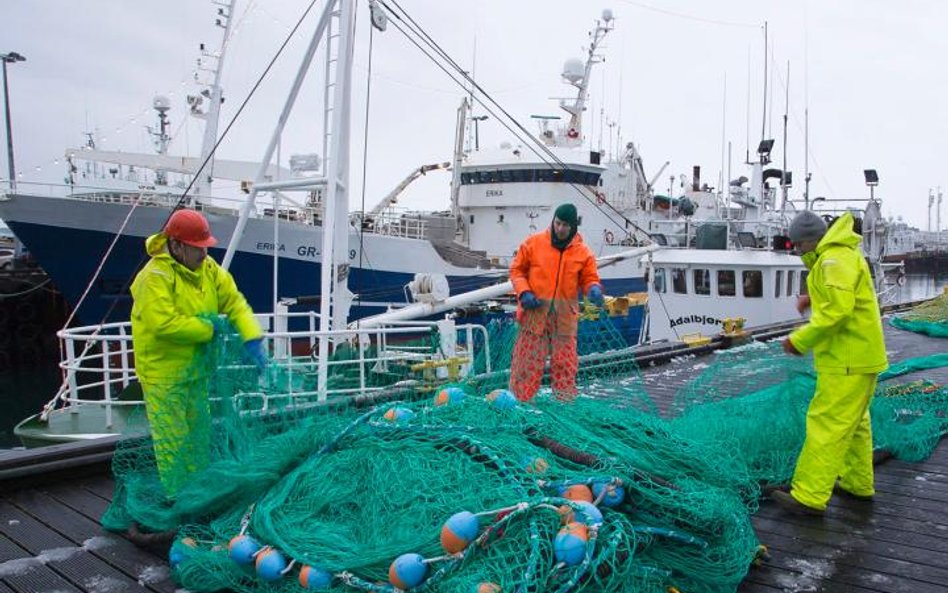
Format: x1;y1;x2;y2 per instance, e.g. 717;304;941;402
786;270;795;297
717;270;736;296
694;269;711;295
653;268;666;293
672;268;688;294
742;270;763;298
460;168;602;186
775;270;784;298
800;271;809;295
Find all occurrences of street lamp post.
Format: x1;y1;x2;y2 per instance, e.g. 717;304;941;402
1;51;26;191
863;169;879;201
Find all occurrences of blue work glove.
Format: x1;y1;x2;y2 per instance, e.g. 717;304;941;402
243;338;268;372
587;284;605;307
519;291;542;310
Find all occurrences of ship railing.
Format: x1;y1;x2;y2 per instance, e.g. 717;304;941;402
6;181;323;223
647;218;788;248
43;313;489;426
350;210;429;240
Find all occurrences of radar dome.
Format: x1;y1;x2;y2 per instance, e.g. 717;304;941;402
602;9;614;22
562;58;584;83
153;95;171;112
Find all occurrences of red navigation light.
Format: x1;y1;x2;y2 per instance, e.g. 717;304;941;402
772;235;794;251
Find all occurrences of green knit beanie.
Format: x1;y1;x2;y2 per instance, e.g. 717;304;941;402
554;203;578;227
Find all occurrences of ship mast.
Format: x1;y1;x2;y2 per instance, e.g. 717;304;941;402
146;96;172;186
189;0;238;201
557;9;613;148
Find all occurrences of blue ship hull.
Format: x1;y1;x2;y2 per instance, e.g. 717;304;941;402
6;219;646;338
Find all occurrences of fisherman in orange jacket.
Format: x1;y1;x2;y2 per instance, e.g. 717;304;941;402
509;203;604;401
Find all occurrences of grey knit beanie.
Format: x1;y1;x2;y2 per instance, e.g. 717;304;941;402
789;210;827;244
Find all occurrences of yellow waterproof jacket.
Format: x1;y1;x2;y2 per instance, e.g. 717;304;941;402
789;212;888;375
131;233;263;383
510;229;600;336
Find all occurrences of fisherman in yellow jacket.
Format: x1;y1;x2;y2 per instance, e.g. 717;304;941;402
131;209;264;497
774;210;888;515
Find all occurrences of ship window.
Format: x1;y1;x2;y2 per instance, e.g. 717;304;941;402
694;269;711;295
743;270;763;298
717;270;736;296
671;268;688;294
469;215;474;224
800;271;809;295
654;268;666;293
459;168;601;185
787;270;795;296
775;270;784;298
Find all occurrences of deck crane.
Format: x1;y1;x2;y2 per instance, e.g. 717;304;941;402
646;160;671;194
361;162;451;226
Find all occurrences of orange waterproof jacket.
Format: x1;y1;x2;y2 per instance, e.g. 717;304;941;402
510;229;600;336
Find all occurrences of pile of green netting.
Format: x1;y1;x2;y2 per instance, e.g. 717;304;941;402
890;290;948;337
102;311;948;593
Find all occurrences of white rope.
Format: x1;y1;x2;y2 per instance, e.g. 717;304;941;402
60;195;143;332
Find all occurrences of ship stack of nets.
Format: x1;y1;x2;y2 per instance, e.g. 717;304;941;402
102;312;948;593
890;290;948;337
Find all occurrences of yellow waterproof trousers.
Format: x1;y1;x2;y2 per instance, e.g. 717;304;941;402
141;378;211;498
791;372;877;510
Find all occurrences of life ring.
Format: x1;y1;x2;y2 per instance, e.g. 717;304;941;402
567;128;579;139
604;230;615;244
896;273;906;287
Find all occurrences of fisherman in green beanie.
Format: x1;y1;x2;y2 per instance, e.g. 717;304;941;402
508;203;604;401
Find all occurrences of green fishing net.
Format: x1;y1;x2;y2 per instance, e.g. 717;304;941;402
101;306;947;593
891;291;948;337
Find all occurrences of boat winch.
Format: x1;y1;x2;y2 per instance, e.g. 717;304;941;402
407;273;450;304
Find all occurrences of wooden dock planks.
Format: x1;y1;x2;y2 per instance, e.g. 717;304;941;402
0;322;944;593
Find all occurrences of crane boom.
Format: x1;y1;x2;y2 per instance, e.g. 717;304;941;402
647;160;671;190
365;162;451;220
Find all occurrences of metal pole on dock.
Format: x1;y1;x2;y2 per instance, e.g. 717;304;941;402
1;51;26;191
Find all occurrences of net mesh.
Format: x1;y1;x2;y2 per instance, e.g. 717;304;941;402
891;291;948;337
101;302;948;593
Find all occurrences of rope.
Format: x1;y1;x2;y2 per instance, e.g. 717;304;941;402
0;278;52;298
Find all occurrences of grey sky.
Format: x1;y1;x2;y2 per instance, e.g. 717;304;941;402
2;0;945;229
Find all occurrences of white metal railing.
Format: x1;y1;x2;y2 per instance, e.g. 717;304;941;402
648;217;789;249
351;209;430;240
7;180;326;224
42;313;490;426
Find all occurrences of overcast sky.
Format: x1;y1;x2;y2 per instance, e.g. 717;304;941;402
2;0;946;230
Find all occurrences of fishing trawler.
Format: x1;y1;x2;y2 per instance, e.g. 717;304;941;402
3;6;946;593
8;0;907;446
0;3;694;341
